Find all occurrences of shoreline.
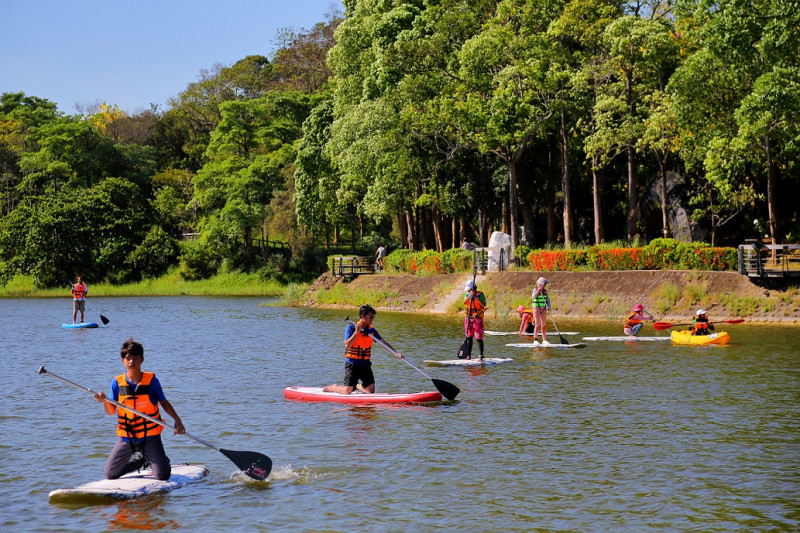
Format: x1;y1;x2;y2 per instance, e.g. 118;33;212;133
304;270;800;325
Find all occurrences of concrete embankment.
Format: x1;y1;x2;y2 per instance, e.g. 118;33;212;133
306;270;800;324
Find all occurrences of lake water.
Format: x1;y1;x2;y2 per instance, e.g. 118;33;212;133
1;297;798;532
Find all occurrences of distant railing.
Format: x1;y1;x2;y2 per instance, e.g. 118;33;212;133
331;256;377;277
474;246;510;274
738;242;800;278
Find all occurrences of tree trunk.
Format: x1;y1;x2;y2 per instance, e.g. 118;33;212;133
452;218;459;249
591;157;605;244
560;109;574;249
520;196;535;246
431;207;446;252
626;143;640;241
507;160;519;254
397;211;408;249
478;208;486;247
625;70;641;241
765;135;779;245
659;157;670;238
547;134;557;244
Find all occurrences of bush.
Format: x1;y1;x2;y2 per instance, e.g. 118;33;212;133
127;227;181;279
384;248;414;272
179;241;221;281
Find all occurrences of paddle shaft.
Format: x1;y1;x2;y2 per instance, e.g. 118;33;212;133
38;366;219;451
550;313;568;344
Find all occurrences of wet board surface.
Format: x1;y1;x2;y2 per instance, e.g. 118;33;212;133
61;322;99;329
283;386;443;404
424;357;513;367
484;330;579;336
505;342;588;349
48;464;208;504
583;336;671;341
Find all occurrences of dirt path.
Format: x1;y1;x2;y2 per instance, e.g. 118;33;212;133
306;270;800;324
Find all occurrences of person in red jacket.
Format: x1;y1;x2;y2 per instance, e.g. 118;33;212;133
69;275;88;324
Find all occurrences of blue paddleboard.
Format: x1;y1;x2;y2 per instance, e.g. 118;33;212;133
61;322;99;329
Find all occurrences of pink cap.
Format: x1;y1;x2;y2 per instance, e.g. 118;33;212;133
634;303;644;311
517;305;525;313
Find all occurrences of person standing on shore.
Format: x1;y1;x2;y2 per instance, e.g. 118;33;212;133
531;277;551;344
623;303;654;337
70;275;88;324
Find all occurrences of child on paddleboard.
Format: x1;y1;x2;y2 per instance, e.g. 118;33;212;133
324;304;403;394
94;338;185;480
531;277;551;344
462;280;487;360
517;305;534;334
623;303;654;337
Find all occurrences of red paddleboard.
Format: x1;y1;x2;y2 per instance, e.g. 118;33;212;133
283;386;442;404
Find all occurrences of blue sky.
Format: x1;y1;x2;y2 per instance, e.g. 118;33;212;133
2;0;342;114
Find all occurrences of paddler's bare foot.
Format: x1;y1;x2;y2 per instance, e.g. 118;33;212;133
323;384;338;392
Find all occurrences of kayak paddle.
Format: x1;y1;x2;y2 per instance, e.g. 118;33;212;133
37;366;272;481
653;318;745;331
345;317;460;401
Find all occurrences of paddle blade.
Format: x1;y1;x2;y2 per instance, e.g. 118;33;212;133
724;318;745;324
653;322;673;331
100;314;110;325
457;338;471;359
220;449;272;481
432;378;460;401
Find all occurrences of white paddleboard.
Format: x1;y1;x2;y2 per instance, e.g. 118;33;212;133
582;336;671;341
485;330;579;336
424;357;514;367
505;342;587;349
49;464;208;503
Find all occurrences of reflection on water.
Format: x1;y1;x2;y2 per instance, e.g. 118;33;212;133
1;298;798;531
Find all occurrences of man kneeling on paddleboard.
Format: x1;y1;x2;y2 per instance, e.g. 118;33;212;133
94;338;185;480
324;304;403;394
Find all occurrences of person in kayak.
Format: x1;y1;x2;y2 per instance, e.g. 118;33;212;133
517;305;534;334
691;309;715;335
623;303;654;337
531;277;551;344
94;338;185;480
463;280;487;360
324;304;403;394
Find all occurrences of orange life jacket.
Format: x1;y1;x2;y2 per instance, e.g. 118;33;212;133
72;282;87;300
115;372;164;439
624;312;643;329
464;291;486;319
345;330;373;360
692;316;710;335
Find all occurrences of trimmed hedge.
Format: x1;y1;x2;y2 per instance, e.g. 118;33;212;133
327;239;737;276
527;239;736;271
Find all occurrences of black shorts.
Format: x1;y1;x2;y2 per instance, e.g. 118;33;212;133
343;361;374;388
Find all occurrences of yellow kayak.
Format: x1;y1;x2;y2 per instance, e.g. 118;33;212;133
670;330;730;345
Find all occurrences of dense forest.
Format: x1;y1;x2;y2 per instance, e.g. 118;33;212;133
1;0;798;288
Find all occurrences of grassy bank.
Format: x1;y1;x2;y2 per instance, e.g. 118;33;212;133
0;270;312;299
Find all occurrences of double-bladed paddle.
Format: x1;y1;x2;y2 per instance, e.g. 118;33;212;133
37;366;272;481
653;318;744;331
345;317;460;401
